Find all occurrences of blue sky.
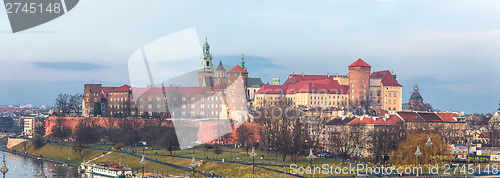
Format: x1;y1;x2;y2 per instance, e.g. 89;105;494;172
0;0;499;113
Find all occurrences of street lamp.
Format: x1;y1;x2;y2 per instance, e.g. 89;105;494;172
139;154;147;178
189;157;199;178
250;147;258;174
353;145;361;162
306;148;316;178
466;138;472;172
0;155;8;178
415;145;422;168
230;141;233;161
36;165;46;178
425;136;433;148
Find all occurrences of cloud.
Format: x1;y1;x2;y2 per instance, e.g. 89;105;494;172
33;62;107;71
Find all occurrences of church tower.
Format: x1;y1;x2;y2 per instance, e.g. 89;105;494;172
199;38;214;86
214;61;227;86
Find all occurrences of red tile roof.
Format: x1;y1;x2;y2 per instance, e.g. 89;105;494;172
256;79;348;94
132;84;226;95
348;115;402;125
348;58;371;67
227;65;248;74
370;70;402;87
101;87;117;95
283;74;346;85
255;85;287;94
418;112;443;122
110;85;132;92
397;111;425;122
437;112;458;122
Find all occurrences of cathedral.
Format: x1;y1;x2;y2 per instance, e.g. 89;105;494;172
197;38;264;104
402;84;433;111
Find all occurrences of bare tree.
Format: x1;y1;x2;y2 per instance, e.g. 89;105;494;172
214;144;223;159
236;123;256;154
69;93;84;116
329;125;365;162
73;121;98;156
160;128;179;155
305;115;328;152
487;116;500;147
55;93;71;116
368;123;406;163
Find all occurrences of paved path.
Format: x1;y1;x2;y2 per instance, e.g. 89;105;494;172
86;151;111;164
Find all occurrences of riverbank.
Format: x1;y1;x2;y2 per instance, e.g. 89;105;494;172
0;146;79;167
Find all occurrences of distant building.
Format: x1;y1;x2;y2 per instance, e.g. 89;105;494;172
23;114;46;137
402;85;433;111
0;117;13;132
325;111;466;157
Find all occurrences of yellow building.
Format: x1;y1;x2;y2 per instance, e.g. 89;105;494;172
254;75;349;108
254;59;403;114
369;70;403;113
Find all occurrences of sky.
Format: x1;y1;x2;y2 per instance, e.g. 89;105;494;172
0;0;499;114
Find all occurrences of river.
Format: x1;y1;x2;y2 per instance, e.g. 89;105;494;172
0;150;107;178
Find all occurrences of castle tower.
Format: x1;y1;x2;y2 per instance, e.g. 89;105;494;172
83;84;102;116
226;65;249;122
199;37;214;87
348;58;371;107
214;61;227;86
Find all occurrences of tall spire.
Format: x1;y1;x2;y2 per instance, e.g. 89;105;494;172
199;37;213;72
240;50;247;72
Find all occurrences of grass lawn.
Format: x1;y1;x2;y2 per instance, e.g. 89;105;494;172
10;141;103;164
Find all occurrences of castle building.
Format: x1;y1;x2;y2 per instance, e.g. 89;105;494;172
82;38;262;121
254;58;403;114
369;70;403;113
82;84;132;117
